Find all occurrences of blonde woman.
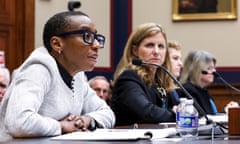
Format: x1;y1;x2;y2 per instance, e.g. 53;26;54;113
168;40;183;79
166;40;183;107
111;23;176;126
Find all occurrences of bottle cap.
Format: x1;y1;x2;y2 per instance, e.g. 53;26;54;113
185;99;194;104
179;98;187;102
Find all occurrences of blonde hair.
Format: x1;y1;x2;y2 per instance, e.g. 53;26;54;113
168;40;181;51
113;23;175;92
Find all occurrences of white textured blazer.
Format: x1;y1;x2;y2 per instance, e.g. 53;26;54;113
0;47;115;138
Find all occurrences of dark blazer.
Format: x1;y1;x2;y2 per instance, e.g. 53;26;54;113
111;70;176;126
166;89;180;109
178;82;217;116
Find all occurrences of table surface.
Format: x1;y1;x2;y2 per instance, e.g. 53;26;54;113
1;136;240;144
1;123;240;144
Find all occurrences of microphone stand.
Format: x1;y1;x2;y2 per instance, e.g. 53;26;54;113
132;59;230;136
140;61;213;124
214;72;240;93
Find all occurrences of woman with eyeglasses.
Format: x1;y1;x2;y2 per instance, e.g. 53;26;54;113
0;11;115;139
111;23;177;126
179;50;239;116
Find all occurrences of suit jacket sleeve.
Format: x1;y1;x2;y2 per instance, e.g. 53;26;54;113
111;70;175;125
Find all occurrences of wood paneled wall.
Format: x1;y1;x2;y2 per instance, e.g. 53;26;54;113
0;0;34;73
208;84;240;112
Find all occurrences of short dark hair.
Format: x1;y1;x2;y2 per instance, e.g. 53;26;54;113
43;11;88;53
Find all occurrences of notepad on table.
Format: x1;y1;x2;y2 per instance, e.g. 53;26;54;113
51;128;177;141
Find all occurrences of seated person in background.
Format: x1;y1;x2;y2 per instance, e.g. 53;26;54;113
88;76;111;105
168;40;183;79
111;23;177;126
0;11;115;139
0;67;10;103
166;40;183;108
179;50;239;116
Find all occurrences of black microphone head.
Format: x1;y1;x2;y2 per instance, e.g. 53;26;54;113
68;1;81;11
132;59;143;66
213;71;220;78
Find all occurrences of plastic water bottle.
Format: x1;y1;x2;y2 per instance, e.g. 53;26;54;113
176;99;199;138
176;98;187;128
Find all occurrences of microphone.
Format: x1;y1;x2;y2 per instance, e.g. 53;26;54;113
202;70;240;93
214;71;240;93
68;1;81;11
132;58;213;124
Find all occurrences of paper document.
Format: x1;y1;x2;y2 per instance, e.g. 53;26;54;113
199;113;228;125
207;114;228;123
51;128;177;141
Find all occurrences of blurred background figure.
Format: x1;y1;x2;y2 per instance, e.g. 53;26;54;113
0;67;10;103
168;40;183;79
89;76;111;104
165;40;183;108
179;50;239;116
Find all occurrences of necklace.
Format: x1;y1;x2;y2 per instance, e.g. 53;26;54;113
157;87;167;102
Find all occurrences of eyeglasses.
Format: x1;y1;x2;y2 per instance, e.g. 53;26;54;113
0;82;7;88
201;70;211;75
57;29;105;48
201;70;216;76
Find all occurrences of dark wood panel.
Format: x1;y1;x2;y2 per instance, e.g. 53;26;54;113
0;26;20;70
0;27;9;51
0;0;16;25
0;0;34;72
23;0;35;59
208;84;240;112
